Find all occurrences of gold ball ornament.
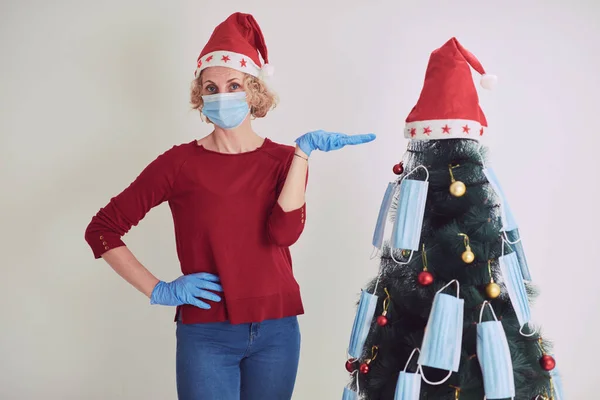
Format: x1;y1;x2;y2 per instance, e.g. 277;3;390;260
461;249;475;263
449;180;467;197
485;282;501;299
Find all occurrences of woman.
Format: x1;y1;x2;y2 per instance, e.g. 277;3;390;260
84;12;375;400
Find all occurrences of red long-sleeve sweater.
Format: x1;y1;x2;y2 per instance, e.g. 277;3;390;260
84;138;307;324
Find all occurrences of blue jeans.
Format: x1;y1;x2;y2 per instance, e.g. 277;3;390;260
176;316;301;400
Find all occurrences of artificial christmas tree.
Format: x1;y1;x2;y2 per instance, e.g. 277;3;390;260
342;38;564;400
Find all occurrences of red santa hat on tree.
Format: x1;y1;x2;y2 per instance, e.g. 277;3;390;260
194;12;273;79
405;37;497;140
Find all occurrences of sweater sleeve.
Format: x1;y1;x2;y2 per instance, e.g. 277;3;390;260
84;146;183;259
266;153;309;247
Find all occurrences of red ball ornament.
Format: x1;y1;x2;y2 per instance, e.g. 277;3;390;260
539;355;556;371
377;315;388;327
345;360;357;373
418;271;434;286
393;162;404;175
359;363;370;374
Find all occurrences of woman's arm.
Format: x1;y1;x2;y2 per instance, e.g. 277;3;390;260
276;146;309;212
101;246;160;298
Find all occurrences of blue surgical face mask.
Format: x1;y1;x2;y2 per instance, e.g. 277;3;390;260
342;370;360;400
477;301;516;400
201;92;250;129
551;368;564;400
394;348;422;400
499;242;532;334
482;166;518;232
479;152;533;282
348;289;378;359
342;387;358;400
372;182;397;253
391;166;429;264
418;280;464;385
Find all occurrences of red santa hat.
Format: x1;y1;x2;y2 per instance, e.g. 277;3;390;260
405;37;497;140
194;12;273;79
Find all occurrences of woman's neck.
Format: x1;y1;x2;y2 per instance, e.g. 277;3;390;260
206;121;264;154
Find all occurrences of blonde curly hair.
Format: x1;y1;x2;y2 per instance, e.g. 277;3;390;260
190;73;278;119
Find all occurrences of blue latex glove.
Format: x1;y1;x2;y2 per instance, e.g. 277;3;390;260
150;272;223;309
295;130;376;157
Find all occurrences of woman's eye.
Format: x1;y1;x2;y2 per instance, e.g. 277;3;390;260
206;86;217;93
230;83;240;90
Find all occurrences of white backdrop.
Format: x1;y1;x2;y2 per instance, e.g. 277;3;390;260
1;0;598;399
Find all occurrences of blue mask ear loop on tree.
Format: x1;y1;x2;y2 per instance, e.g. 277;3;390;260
501;239;538;338
417;279;460;385
478;300;496;324
353;369;360;393
403;348;421;372
477;146;522;246
390;165;430;265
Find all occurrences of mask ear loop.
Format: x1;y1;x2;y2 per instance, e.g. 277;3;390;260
345;346;357;365
478;300;498;323
418;366;452;386
437;279;460;298
369;247;380;260
477;145;487;168
403;164;430;182
390;249;415;265
403;348;421;373
373;271;381;294
519;322;537;337
350;369;360;394
419;279;459;385
501;239;538;338
502;228;522;245
390;165;429;265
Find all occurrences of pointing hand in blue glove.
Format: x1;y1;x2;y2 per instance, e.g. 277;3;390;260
150;272;223;309
295;130;376;157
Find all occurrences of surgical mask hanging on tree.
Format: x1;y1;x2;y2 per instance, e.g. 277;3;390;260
476;301;516;400
347;276;380;360
532;367;563;400
550;368;565;400
391;165;430;264
371;182;398;258
479;150;532;281
418;279;464;385
394;348;422;400
341;370;360;400
201;92;250;129
499;240;536;337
